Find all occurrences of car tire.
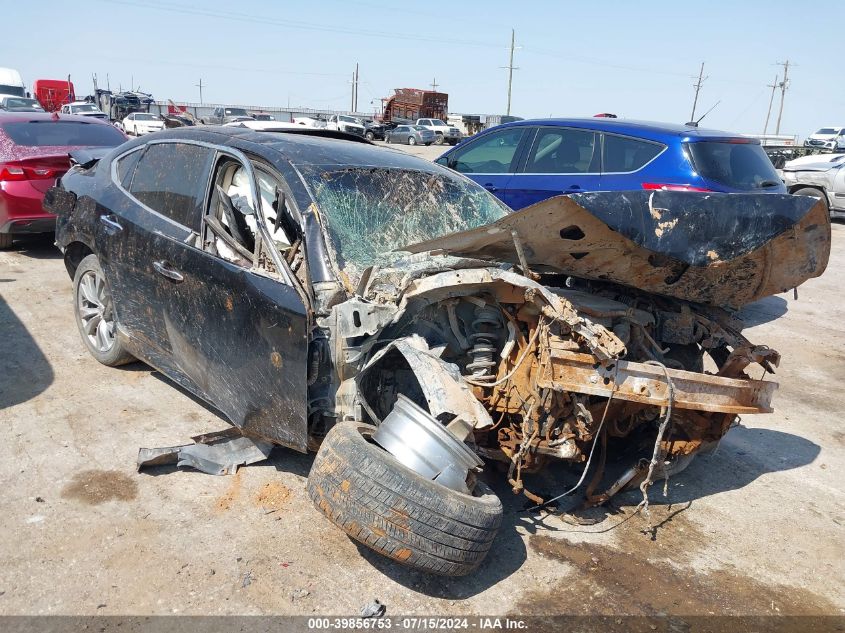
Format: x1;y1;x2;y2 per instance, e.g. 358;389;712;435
794;187;830;216
434;133;444;145
0;233;13;249
408;136;416;146
307;421;503;577
73;254;135;367
365;131;375;141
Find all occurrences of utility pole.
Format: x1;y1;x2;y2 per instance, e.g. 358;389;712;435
775;60;791;135
430;77;439;91
350;63;359;112
689;62;707;122
195;78;204;104
763;73;779;135
500;29;520;116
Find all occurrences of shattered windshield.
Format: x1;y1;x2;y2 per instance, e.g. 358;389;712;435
297;165;509;285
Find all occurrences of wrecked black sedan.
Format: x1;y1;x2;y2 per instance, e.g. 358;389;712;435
48;127;830;576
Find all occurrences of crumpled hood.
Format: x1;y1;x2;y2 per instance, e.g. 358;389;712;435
403;191;830;308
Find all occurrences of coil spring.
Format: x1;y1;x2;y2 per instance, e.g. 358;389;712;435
466;305;501;379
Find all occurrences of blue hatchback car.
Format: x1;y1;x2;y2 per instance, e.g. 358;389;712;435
435;118;785;210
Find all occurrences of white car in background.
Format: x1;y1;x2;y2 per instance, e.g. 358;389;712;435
60;102;108;120
803;126;845;151
223;120;300;131
783;153;845;219
122;112;165;136
292;116;327;129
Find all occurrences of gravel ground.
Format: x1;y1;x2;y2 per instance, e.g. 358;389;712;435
0;183;843;618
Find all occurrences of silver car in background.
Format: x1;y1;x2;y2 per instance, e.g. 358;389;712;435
386;124;436;146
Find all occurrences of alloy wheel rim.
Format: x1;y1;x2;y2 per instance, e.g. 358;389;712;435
77;270;116;353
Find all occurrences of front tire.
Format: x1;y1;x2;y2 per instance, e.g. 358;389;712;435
308;422;502;576
408;136;416;146
794;187;830;217
365;131;375;141
434;133;444;145
73;254;135;367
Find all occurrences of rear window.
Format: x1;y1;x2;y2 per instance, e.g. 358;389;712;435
128;142;213;230
1;121;126;147
686;141;781;190
815;128;837;135
603;134;664;172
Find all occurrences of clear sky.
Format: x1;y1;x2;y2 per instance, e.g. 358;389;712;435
5;0;843;136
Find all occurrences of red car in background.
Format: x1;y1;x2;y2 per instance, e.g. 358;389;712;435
0;112;127;249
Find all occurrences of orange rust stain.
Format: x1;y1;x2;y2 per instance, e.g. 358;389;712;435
270;351;282;368
340;480;351;493
224;296;234;311
395;548;413;561
253;481;291;511
214;470;242;512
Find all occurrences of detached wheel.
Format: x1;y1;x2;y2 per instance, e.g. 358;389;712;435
308;422;502;576
794;187;830;217
73;254;135;367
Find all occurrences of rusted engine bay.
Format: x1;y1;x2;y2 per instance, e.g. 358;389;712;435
302;191;831;504
313;260;782;503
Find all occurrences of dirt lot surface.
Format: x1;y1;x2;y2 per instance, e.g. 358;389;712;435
1;202;844;617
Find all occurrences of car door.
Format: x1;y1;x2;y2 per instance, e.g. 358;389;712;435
506;126;601;209
152;148;310;450
436;126;530;205
97;141;214;375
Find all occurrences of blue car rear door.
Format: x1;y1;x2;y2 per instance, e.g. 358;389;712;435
505;126;601;210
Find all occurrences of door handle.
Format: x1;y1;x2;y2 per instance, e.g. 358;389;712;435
153;260;184;283
99;213;123;233
483;183;498;192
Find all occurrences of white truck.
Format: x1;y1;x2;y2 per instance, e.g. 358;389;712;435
0;67;26;98
415;118;462;145
325;114;365;136
783;153;845;219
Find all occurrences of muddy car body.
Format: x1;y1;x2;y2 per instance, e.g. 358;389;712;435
48;128;830;576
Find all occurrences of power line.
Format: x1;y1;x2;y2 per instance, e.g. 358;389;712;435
689;62;708;121
430;77;439;91
99;0;501;50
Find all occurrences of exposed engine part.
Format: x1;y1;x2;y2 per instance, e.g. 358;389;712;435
372;394;483;494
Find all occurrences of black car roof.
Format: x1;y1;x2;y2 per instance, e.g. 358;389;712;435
145;126;447;171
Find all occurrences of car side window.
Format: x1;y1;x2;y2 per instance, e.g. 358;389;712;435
128;142;214;231
115;147;144;189
525;128;599;174
448;127;526;174
602;134;664;173
203;158;295;269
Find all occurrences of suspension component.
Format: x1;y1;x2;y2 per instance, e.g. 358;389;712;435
466;305;502;380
